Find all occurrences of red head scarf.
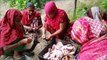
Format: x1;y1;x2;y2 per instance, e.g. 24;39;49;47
44;1;58;14
0;8;24;48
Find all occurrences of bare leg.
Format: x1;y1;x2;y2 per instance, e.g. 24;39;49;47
4;38;32;51
13;51;21;60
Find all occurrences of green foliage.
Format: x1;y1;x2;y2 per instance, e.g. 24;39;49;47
99;0;107;12
8;0;29;10
69;0;107;22
8;0;49;10
31;0;50;10
69;2;88;22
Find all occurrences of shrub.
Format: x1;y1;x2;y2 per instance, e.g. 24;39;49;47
8;0;49;10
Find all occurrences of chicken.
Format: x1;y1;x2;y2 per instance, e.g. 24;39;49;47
61;44;76;55
43;42;76;60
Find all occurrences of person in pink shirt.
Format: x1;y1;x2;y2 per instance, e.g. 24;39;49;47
71;6;107;60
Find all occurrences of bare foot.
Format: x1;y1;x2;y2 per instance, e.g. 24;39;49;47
13;51;21;60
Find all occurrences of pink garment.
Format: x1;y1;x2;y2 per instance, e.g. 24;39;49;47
44;1;71;39
0;9;24;56
71;17;95;44
86;17;107;37
0;9;24;47
21;9;40;26
71;17;107;60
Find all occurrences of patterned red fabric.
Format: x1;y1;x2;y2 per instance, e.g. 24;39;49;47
44;9;70;39
78;37;107;60
0;9;24;55
44;1;71;39
21;9;40;26
71;17;107;60
86;17;107;37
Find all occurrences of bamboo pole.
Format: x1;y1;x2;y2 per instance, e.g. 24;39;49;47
73;0;77;16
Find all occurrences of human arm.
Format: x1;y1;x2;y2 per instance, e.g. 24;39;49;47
42;23;47;39
23;25;31;30
46;22;66;40
4;37;32;50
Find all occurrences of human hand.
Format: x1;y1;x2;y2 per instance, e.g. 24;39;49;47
32;27;38;32
28;27;33;32
4;46;11;50
46;34;53;40
35;27;39;31
27;37;32;43
42;34;46;39
20;38;28;45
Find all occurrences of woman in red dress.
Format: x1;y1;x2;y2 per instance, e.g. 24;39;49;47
21;2;42;33
42;1;72;40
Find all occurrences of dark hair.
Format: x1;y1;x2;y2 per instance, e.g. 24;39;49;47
86;8;93;19
27;2;35;8
102;12;107;20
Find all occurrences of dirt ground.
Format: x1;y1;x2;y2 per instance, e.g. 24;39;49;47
0;1;9;19
33;0;74;60
0;0;74;60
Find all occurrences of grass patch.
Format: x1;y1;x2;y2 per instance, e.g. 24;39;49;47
68;0;107;22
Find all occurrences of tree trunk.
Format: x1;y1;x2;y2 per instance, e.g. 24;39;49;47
73;0;77;16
